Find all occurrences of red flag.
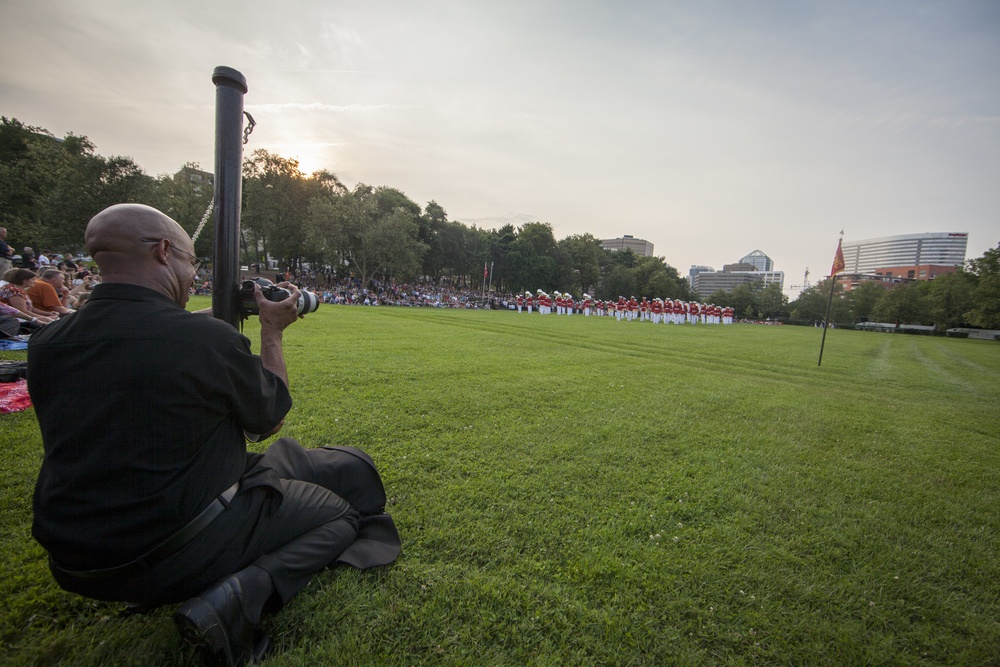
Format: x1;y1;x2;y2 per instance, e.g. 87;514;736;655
831;239;845;276
483;262;488;278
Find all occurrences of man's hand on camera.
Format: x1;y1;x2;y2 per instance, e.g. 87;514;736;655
254;282;301;332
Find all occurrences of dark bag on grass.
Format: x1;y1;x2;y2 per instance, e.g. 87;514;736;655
0;360;28;382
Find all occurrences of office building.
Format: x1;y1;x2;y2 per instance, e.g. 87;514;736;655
841;232;967;275
601;235;654;257
739;250;773;272
692;269;784;298
688;265;714;285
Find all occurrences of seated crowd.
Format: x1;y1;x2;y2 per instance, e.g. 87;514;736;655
0;264;98;336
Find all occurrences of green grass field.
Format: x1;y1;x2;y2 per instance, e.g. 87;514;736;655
2;300;998;666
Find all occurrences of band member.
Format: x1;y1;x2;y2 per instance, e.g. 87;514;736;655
651;298;663;324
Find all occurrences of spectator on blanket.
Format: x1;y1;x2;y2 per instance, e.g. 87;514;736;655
28;203;400;667
27;269;73;317
1;269;57;325
0;301;46;334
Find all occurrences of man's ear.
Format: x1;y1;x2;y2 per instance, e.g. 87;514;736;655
152;239;171;265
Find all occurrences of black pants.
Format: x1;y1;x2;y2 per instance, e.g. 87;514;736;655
53;439;400;606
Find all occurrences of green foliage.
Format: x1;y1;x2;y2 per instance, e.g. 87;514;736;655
789;278;850;323
0;117;153;250
3;307;999;665
871;282;931;326
965;243;1000;328
925;271;975;330
598;264;638;299
559;234;603;295
847;280;886;322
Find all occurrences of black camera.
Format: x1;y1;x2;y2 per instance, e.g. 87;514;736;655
240;278;320;317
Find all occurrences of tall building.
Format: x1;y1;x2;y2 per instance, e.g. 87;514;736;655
841;232;967;275
601;235;654;257
739;249;773;272
692;269;784;298
690;248;783;297
688;265;714;285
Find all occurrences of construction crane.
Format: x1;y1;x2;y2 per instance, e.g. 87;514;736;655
788;267;810;291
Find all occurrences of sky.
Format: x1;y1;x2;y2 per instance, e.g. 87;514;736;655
2;0;998;297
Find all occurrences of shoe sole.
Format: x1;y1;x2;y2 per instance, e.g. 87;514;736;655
174;600;271;667
174;598;236;667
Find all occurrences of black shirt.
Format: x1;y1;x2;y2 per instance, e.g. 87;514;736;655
28;283;292;568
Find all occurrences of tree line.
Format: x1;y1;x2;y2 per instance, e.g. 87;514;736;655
1;117;694;301
2;116;996;329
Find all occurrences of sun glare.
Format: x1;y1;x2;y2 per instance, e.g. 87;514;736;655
290;151;326;177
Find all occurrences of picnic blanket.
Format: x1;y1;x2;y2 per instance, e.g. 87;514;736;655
0;379;32;413
0;339;28;351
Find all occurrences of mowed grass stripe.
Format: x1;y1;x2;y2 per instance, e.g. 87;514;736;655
1;300;998;665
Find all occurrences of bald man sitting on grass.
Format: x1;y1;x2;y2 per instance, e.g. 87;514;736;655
28;203;400;667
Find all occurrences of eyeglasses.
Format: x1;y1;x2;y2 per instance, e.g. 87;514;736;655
139;238;202;271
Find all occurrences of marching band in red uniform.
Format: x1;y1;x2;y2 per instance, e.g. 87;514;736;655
514;290;734;326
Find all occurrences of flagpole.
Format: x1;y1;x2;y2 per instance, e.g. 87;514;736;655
818;232;845;367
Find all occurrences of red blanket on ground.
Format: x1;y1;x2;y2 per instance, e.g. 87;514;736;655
0;379;32;414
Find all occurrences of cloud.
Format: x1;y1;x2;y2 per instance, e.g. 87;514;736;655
248;102;416;113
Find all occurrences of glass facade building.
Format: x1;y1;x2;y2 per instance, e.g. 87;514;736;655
841;233;968;275
739;250;773;272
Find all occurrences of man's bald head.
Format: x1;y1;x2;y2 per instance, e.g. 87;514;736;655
85;204;190;260
84;204;197;306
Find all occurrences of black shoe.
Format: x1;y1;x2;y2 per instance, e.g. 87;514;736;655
173;574;270;666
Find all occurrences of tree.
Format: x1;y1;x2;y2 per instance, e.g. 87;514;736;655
965;244;1000;329
871;282;930;326
0;119;154;250
789;279;850;324
319;183;428;287
755;282;788;319
487;224;517;293
848;281;886;322
926;271;975;330
560;234;603;295
598;265;638;300
242;150;310;272
419;201;448;280
507;223;558;292
146;163;215;258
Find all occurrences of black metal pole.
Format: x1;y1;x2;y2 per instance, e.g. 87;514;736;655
817;276;838;367
211;66;248;329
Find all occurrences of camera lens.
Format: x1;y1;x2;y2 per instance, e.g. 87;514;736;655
298;290;320;315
